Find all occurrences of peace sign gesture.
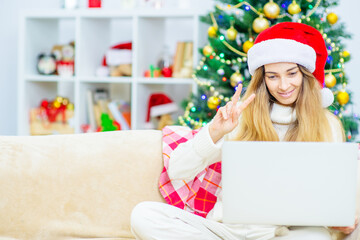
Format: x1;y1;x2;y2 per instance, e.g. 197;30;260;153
209;84;256;143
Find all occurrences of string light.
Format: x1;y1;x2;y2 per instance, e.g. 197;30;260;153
326;56;333;63
324;68;344;74
180;102;207;128
201;50;243;70
216;0;321;19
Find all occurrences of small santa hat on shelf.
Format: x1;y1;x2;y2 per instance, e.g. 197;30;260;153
96;42;132;77
247;22;333;108
102;42;132;66
145;93;178;128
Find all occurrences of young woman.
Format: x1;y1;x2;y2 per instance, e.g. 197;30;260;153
131;22;358;240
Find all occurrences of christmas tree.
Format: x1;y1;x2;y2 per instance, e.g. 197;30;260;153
178;0;359;141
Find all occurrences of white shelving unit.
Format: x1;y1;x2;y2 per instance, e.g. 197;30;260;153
17;9;209;135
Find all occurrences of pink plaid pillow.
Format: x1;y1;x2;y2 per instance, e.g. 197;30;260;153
159;125;222;217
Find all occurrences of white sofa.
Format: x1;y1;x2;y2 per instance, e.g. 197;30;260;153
0;130;358;239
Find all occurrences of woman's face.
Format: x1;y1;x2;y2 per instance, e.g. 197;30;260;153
264;62;303;106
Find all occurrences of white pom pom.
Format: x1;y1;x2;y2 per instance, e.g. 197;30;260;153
321;88;334;108
96;66;110;77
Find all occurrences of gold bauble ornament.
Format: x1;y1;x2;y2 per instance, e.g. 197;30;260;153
288;1;301;15
67;103;75;110
55;96;64;104
326;12;338;25
230;72;243;87
226;26;238;41
252;16;269;33
325;73;337;88
203;45;213;57
342;50;350;58
243;40;254;53
337;90;349;105
208;26;218;38
62;98;69;106
264;1;280;19
53;100;61;109
207;96;221;110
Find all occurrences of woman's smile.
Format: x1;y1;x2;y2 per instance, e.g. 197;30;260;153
278;89;296;98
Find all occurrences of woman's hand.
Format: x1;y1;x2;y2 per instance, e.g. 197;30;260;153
330;216;359;235
209;84;256;143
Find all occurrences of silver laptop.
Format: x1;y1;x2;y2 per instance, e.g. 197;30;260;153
222;141;358;226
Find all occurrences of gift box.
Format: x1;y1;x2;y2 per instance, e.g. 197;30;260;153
30;108;75;135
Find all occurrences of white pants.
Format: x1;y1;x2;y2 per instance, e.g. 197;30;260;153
131;202;332;240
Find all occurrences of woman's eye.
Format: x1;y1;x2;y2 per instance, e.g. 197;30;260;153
267;75;276;79
289;72;297;76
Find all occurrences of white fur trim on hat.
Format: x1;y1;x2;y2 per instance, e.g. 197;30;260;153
247;39;316;75
321;87;334;108
150;102;178;117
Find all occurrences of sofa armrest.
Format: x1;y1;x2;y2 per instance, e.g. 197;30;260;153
0;130;165;239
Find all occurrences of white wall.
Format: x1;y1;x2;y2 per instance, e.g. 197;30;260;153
0;0;59;135
0;0;359;136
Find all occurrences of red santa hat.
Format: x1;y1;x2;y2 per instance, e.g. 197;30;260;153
146;93;178;125
247;22;333;107
96;42;132;77
102;42;132;66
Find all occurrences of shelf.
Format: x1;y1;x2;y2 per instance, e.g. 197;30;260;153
137;77;194;84
25;75;75;82
18;9;204;135
21;10;77;19
21;9;202;19
78;76;132;83
25;76;194;84
136;9;200;17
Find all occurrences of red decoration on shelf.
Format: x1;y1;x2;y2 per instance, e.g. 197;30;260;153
57;60;75;77
41;99;49;108
39;97;72;123
161;67;173;77
89;0;101;8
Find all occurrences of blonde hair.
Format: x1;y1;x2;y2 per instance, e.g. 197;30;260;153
232;65;345;142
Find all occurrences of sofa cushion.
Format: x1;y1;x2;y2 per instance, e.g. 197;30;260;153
0;130;165;239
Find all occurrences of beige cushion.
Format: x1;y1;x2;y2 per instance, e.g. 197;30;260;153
0;130;165;240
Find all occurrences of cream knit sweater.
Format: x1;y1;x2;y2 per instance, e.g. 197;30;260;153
167;103;344;239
